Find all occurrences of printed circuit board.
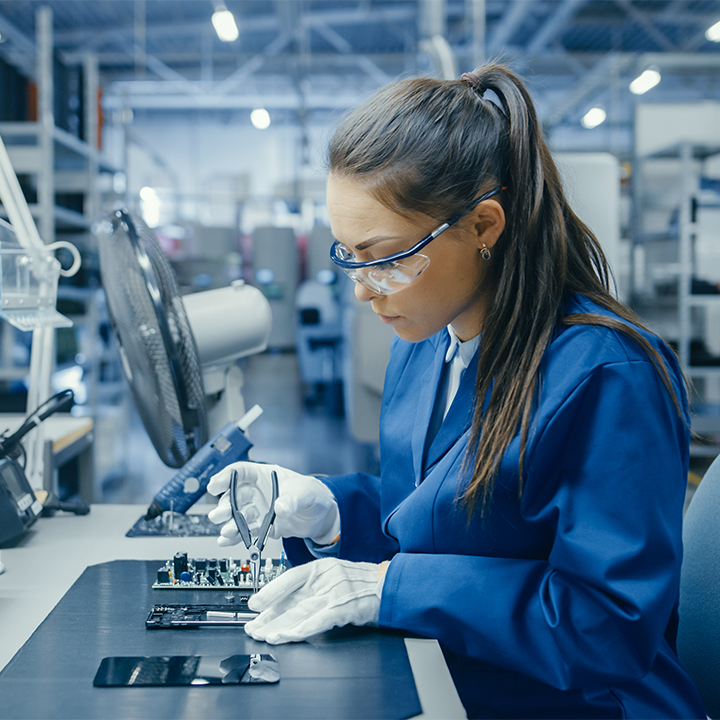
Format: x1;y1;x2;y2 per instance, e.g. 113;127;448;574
152;552;286;590
146;602;257;628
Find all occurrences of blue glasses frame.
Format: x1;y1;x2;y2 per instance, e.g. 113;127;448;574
330;187;502;269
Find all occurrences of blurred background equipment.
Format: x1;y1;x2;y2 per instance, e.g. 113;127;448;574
0;118;82;496
252;226;298;351
0;0;718;500
0;454;41;546
96;210;209;467
0;388;77;545
96;210;271;516
295;225;344;413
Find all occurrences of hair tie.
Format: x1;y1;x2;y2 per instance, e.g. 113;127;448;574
461;72;487;97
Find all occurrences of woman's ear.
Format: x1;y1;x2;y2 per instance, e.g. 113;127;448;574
470;199;505;250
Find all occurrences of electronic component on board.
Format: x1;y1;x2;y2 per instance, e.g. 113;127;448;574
173;552;188;577
152;553;287;591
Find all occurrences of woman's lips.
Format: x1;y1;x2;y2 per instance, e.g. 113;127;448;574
378;314;401;324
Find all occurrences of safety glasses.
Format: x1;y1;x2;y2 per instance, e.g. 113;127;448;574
329;187;502;295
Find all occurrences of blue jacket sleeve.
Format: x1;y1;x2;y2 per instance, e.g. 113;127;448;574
283;472;400;566
378;359;690;691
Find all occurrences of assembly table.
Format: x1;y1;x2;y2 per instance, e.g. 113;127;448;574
0;504;466;719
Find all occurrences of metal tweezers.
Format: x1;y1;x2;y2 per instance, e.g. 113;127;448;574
229;469;278;593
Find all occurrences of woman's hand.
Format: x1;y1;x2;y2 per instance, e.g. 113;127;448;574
244;557;388;644
207;462;340;546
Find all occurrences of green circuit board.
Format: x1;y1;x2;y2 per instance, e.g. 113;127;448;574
152;553;286;590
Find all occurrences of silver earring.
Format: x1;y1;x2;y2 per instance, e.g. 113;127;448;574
480;244;491;261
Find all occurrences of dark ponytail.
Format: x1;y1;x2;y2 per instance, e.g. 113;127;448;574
329;64;685;518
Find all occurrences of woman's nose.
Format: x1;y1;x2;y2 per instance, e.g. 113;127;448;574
354;279;378;303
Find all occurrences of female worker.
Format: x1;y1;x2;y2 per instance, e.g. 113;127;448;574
208;65;706;719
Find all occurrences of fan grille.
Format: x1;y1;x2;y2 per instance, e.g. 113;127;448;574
97;211;208;467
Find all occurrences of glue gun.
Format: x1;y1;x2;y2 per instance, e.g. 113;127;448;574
144;405;263;521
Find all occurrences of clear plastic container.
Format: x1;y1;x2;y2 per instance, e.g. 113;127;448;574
0;221;72;331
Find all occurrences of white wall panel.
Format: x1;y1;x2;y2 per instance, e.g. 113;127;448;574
635;103;720;158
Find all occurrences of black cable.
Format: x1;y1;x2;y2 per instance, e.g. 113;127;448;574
41;494;90;516
30;388;74;424
0;389;74;460
18;440;27;470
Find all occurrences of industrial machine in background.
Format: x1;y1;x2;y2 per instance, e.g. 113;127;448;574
252;226;298;350
295;275;344;413
0;455;41;547
295;225;345;413
96;211;272;519
0;389;88;547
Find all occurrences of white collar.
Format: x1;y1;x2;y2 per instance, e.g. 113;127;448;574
445;325;480;368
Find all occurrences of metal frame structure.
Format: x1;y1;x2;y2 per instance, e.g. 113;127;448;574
0;0;719;467
0;6;86;487
0;1;716;141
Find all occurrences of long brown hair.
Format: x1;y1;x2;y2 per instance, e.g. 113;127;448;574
328;64;684;517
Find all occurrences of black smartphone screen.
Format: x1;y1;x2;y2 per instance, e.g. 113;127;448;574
94;656;200;686
93;654;279;686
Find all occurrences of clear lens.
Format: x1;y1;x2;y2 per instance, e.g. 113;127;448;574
334;243;354;262
344;254;430;295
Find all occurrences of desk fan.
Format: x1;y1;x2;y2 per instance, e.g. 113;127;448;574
96;210;271;519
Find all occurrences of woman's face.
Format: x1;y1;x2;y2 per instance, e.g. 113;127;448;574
326;174;504;343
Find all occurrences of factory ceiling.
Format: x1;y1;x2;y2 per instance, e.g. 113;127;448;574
0;0;718;130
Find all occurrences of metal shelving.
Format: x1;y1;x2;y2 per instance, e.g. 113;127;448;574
632;140;720;456
0;114;116;236
0;7;124;485
0;8;118;247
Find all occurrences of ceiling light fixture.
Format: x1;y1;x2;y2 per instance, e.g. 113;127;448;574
250;108;271;130
706;19;720;42
212;5;239;42
629;67;661;95
581;107;607;129
140;187;161;227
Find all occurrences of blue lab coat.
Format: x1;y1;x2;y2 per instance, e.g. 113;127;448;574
285;294;706;719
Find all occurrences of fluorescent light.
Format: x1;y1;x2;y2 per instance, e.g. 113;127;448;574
707;19;720;42
581;107;607;129
212;6;239;42
629;68;661;95
251;108;271;129
140;187;161;226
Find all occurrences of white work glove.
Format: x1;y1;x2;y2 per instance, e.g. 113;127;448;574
244;557;388;644
207;462;340;547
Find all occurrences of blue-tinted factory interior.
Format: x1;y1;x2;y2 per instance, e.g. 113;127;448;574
1;2;720;718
